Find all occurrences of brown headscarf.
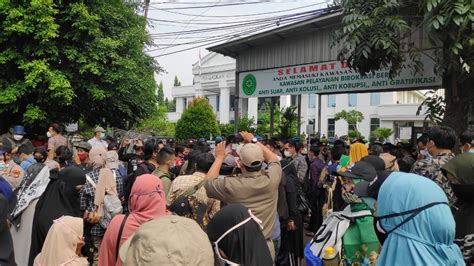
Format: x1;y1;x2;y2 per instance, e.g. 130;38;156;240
88;147;118;215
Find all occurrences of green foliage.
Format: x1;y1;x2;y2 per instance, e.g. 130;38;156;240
175;98;220;140
136;105;175;137
348;130;366;142
371;127;394;141
278;106;299;139
0;0;160;132
335;110;364;132
219;115;257;137
416;90;445;124
164;97;176;112
157;81;165;105
173;75;182;86
219;123;235;137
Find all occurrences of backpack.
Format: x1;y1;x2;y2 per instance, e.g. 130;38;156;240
304;206;372;266
85;171;123;229
168;181;209;230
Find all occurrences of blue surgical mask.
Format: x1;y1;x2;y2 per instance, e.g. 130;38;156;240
100;132;106;139
0;162;6;171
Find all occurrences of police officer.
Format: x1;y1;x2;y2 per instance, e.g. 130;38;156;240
0;142;25;190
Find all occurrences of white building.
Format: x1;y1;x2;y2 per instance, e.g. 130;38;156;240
168;52;432;142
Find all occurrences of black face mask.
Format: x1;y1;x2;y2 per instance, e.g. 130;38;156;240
373;201;448;245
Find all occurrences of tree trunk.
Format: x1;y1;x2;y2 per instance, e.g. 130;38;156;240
442;73;474;134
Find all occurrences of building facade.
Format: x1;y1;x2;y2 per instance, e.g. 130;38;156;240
167;52;432;141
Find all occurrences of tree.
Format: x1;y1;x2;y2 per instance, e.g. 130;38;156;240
278;106;299;139
371;127;394;142
0;0;160;132
219;116;257;137
157;81;165;105
136;105;175;137
334;0;474;134
174;75;182;86
335;110;364;133
175;98;220;140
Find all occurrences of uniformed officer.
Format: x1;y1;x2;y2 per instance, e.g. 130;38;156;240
0;142;25;190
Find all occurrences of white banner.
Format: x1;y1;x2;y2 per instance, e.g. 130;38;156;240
238;54;441;98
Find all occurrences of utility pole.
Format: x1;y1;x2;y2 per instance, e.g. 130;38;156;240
144;0;150;19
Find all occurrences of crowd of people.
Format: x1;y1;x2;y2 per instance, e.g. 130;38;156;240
0;123;473;266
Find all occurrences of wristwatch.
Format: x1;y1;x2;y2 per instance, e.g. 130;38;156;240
251;137;258;143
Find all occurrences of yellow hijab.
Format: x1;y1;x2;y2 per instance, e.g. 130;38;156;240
349;142;368;165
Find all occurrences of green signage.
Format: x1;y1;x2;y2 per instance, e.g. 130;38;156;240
242;74;257;96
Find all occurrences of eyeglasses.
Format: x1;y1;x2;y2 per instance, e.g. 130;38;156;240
213;210;263;265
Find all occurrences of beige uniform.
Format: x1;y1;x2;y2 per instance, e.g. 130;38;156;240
2;162;25;189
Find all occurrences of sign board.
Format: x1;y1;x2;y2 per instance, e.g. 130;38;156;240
238;54;441;98
399;127;412;140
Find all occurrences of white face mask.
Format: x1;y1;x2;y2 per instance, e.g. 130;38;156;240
284;150;291;158
46;131;53;138
13;134;23;141
231;143;239;150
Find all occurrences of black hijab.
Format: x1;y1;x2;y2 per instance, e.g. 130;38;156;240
0;194;15;266
207;204;273;266
28;166;86;265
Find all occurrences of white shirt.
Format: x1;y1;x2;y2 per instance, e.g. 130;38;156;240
87;137;108;148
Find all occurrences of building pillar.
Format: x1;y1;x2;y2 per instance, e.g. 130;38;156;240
300;94;309;135
219;87;230;124
248;97;258;120
280;95;290;109
208;95;217;112
176;97;184;113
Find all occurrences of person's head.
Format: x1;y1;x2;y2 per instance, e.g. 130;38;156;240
375;172;463;265
105;136;115;145
34;147;48;163
236;143;264;173
416;133;429;150
156;146;175;170
56;146;73;167
58;166;86;197
194;142;210;153
0;142;13;163
265;139;280;155
184;150;203;175
175;145;187;160
333;139;345;148
459;130;474;153
195;152;215;173
132;139;145;155
361;155;386;171
369;144;383;156
18;143;34;161
330;146;344;162
74;142;91;163
11;125;27;141
119;216;214;265
48;123;63;138
308;146;320;161
88;146;107;169
144;139;162;161
284;140;301;158
94;126;106;139
36;216;85;265
207;204;273;265
129;174;167;216
426;126;458;155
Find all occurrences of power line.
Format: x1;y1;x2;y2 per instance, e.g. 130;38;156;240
149;10;324;37
156;3;324;18
148;1;262;10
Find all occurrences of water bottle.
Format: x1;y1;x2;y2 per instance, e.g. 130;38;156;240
322;246;340;266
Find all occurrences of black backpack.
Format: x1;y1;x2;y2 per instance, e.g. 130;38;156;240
168;181;209;230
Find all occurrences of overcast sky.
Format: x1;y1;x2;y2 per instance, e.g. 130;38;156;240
145;0;330;99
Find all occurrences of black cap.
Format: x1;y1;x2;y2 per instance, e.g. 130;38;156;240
337;161;377;182
361;155;385;171
0;141;12;155
354;170;392;199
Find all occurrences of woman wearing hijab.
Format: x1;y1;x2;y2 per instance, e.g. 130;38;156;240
33;216;88;266
349;139;368;165
9;162;50;266
376;172;464;265
98;174;167;266
29;166;86;265
207;204;273;266
280;159;304;266
442;152;474;264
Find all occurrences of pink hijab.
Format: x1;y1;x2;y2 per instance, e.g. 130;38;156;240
98;174;168;266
